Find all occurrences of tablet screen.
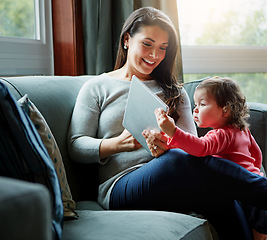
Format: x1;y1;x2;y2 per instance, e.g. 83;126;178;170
122;75;169;154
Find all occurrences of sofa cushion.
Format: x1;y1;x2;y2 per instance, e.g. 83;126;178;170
62;210;212;240
18;94;77;219
76;200;105;211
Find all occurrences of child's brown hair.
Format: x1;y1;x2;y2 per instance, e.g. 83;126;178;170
196;76;250;130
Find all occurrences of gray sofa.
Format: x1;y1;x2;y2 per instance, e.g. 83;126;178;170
0;75;266;240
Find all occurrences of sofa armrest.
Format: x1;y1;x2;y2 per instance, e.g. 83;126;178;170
0;177;52;240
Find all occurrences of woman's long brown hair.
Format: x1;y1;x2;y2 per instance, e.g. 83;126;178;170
114;7;182;121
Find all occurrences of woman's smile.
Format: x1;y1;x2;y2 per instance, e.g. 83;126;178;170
142;58;156;66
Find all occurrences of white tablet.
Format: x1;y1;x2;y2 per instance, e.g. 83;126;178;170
123;75;169;154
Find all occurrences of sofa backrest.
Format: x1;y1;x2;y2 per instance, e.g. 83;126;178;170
1;76;267;202
184;79;267;171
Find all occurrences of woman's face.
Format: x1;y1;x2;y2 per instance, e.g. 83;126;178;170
124;25;169;80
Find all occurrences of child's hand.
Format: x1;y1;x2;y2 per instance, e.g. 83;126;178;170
155;108;176;138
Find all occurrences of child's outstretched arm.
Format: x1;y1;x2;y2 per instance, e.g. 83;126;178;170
155;108;176;138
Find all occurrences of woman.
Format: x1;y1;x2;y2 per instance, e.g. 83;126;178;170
68;7;267;239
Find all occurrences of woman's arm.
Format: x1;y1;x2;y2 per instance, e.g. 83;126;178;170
68;80;103;164
68;77;141;163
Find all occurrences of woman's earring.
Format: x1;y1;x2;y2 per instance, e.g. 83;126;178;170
124;45;128;50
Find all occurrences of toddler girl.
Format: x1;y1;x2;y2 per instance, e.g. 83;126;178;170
154;76;267;240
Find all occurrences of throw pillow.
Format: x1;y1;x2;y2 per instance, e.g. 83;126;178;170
18;94;77;219
0;82;63;239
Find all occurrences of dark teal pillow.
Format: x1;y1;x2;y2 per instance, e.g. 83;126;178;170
0;82;63;239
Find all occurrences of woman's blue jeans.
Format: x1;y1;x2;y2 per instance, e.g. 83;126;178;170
110;149;267;240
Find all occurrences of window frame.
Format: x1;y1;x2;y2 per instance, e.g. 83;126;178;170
181;46;267;74
0;0;53;76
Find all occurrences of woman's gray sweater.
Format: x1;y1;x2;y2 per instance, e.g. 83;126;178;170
68;73;197;209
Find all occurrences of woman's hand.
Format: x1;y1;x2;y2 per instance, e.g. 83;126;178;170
142;129;169;157
117;129;142;152
99;129;141;159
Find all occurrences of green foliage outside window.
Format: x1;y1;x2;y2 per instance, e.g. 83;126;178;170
0;0;36;39
195;10;267;46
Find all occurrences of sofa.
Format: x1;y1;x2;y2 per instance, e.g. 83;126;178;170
0;75;267;240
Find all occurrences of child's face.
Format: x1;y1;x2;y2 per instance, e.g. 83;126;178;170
193;88;227;129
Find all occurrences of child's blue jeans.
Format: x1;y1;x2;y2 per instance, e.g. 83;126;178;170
110;149;267;240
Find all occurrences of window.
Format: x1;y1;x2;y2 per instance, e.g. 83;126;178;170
0;0;38;39
0;0;53;76
177;0;267;103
